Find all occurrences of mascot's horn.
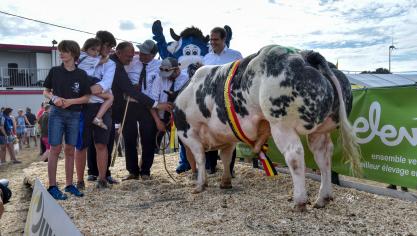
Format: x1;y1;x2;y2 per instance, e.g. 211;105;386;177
170;28;180;41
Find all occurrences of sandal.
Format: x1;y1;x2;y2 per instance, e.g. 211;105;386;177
92;117;108;130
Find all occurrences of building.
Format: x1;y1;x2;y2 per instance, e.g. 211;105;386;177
0;43;60;114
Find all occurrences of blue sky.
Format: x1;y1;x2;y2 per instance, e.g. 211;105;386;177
1;0;416;72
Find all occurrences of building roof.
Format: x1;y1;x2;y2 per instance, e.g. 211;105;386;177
345;73;417;88
0;43;53;53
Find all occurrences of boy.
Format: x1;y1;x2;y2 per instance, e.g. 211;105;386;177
43;40;91;200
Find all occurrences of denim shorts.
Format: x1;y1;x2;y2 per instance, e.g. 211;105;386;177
0;135;13;145
48;106;81;146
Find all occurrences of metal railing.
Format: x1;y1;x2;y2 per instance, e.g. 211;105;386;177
0;67;49;88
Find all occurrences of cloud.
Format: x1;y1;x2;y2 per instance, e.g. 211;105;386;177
0;15;49;37
119;20;136;30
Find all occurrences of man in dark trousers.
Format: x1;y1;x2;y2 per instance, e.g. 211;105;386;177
111;41;171;181
122;39;162;180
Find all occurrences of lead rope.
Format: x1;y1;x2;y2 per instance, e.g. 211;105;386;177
155;119;177;183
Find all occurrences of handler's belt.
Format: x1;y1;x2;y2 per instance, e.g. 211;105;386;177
224;60;277;177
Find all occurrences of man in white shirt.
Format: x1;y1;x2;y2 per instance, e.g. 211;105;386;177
203;27;243;66
122;39;162;180
203;27;243;175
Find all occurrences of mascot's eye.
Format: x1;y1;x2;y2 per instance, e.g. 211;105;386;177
192;50;198;55
185;50;191;55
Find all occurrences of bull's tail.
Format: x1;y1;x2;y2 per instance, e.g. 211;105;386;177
309;52;362;177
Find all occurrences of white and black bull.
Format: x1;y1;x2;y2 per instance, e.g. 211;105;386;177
173;45;361;211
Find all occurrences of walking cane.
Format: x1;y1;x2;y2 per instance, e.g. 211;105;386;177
111;96;130;167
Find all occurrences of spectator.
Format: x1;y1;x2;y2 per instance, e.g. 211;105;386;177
149;57;191;173
43;40;91;200
78;38;114;130
75;31;116;189
15;109;28;150
0;108;21;164
105;42;172;181
38;104;51;162
36;102;46;156
123;39;162;181
25;108;37;148
199;27;243;175
0;179;12;219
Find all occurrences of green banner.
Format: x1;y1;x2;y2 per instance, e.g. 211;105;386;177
236;85;417;189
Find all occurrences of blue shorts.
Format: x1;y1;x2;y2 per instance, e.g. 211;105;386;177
48;106;81;146
0;135;13;145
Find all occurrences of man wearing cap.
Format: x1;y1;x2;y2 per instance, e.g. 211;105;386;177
202;27;243;175
123;39;162;180
150;57;189;143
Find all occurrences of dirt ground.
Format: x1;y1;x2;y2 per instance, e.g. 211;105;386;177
1;146;417;235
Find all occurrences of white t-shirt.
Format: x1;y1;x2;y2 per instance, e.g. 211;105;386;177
78;51;100;76
88;58;116;104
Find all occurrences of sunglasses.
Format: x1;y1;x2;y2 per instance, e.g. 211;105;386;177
159;67;178;72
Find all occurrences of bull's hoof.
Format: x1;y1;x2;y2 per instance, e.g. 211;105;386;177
192;186;205;194
292;203;307;212
220;183;232;189
313;196;333;208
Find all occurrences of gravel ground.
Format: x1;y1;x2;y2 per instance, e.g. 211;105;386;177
2;148;417;235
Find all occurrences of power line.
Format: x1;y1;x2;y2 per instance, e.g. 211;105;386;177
0;10;141;44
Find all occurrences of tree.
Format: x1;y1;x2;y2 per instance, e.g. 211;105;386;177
360;68;391;74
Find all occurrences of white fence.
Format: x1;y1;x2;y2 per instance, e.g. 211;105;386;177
0;67;49;88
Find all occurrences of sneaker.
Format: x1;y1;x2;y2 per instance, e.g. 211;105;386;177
87;175;97;181
64;185;84;197
400;187;408;192
12;159;22;164
96;179;108;189
176;164;191;174
76;181;85;190
48;186;68;200
106;176;119;184
92;117;108;130
387;184;397;190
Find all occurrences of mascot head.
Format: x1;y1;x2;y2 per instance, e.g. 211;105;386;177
152;20;233;72
167;27;209;70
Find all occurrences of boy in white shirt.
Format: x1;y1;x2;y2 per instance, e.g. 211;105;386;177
78;38;114;130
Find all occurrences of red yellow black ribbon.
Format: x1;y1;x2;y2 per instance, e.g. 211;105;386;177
224;61;277;176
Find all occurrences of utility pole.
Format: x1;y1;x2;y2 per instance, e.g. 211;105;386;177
388;38;396;73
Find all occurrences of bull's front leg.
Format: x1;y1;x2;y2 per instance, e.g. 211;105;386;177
271;125;308;212
219;144;235;189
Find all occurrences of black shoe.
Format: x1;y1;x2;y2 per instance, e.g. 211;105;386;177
387;184;397;190
122;174;139;181
106;176;119;184
87;175;97;182
96;179;108;189
207;168;216;175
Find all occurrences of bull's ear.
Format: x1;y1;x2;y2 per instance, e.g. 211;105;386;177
204;35;210;43
170;28;180;41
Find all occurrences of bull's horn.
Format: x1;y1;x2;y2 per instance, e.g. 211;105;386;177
170;28;180;41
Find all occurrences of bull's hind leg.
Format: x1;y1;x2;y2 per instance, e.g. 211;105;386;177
219;144;235;189
270;125;307;211
307;133;334;208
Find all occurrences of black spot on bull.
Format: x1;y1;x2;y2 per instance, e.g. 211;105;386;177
173;108;190;138
195;55;259;124
261;49;289;77
267;54;334;130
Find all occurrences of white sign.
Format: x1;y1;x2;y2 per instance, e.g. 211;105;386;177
24;179;82;236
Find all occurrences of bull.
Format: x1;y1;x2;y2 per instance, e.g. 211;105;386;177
173;45;361;211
